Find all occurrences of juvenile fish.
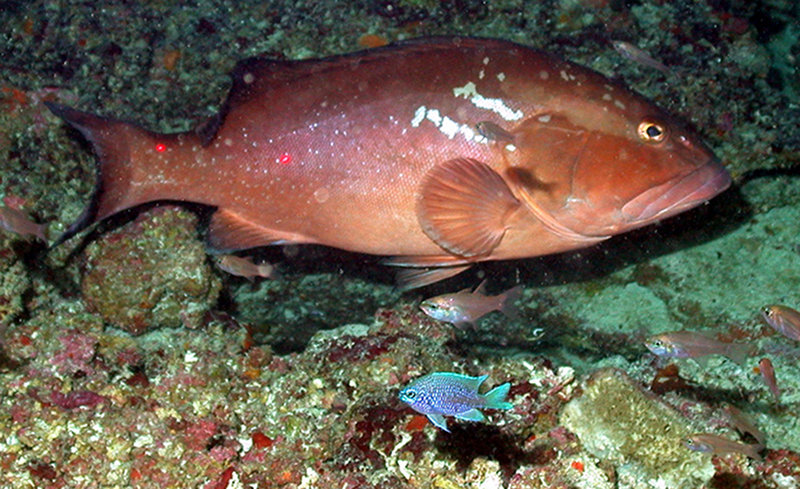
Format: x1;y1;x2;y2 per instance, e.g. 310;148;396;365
475;121;516;144
761;305;800;341
758;357;780;403
215;254;277;280
419;280;521;326
721;403;765;445
0;205;46;242
683;433;764;461
398;372;512;432
612;40;671;75
644;331;753;365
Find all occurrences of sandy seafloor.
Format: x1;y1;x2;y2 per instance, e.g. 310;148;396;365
0;0;799;488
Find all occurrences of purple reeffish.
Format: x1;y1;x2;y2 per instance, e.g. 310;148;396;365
398;372;512;432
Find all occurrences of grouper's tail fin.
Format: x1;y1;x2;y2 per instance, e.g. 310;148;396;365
46;102;197;246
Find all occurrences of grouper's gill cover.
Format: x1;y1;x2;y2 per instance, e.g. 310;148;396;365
47;37;731;289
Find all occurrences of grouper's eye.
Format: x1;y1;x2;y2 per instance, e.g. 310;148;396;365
637;120;667;143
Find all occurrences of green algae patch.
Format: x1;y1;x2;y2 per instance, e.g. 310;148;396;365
560;368;712;489
81;206;220;335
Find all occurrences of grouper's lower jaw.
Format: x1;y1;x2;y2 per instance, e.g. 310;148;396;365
620;160;732;225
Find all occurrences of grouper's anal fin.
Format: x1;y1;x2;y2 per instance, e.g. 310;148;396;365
207;208;313;253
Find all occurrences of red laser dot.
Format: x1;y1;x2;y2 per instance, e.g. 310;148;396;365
155;143;166;153
278;152;292;165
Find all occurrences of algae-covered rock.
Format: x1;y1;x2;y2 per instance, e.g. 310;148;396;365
560;368;713;489
81;206;220;335
0;252;30;328
233;272;400;353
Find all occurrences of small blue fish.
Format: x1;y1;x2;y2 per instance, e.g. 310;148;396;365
398;372;513;432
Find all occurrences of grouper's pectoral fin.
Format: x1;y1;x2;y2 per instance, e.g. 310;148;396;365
417;158;521;258
207;208;309;253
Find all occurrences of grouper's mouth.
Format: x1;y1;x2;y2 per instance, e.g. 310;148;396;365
621;160;732;224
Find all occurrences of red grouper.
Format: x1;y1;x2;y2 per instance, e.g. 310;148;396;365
47;37;731;288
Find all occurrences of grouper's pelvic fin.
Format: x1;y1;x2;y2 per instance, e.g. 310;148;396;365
46;102;203;246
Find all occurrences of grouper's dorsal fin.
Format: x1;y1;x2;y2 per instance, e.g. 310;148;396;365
196;56;295;145
224;51;401;115
213;37;527;141
227;37;520;96
224;57;298;112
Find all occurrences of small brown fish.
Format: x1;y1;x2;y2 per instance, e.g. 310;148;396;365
215;255;277;280
419;280;521;326
612;40;671;75
758;357;780;403
683;433;763;461
721;403;765;445
475;121;516;144
644;331;754;365
0;205;46;242
761;305;800;341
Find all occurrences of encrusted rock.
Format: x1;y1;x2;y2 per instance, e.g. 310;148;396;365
560;368;713;489
81;206;220;335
